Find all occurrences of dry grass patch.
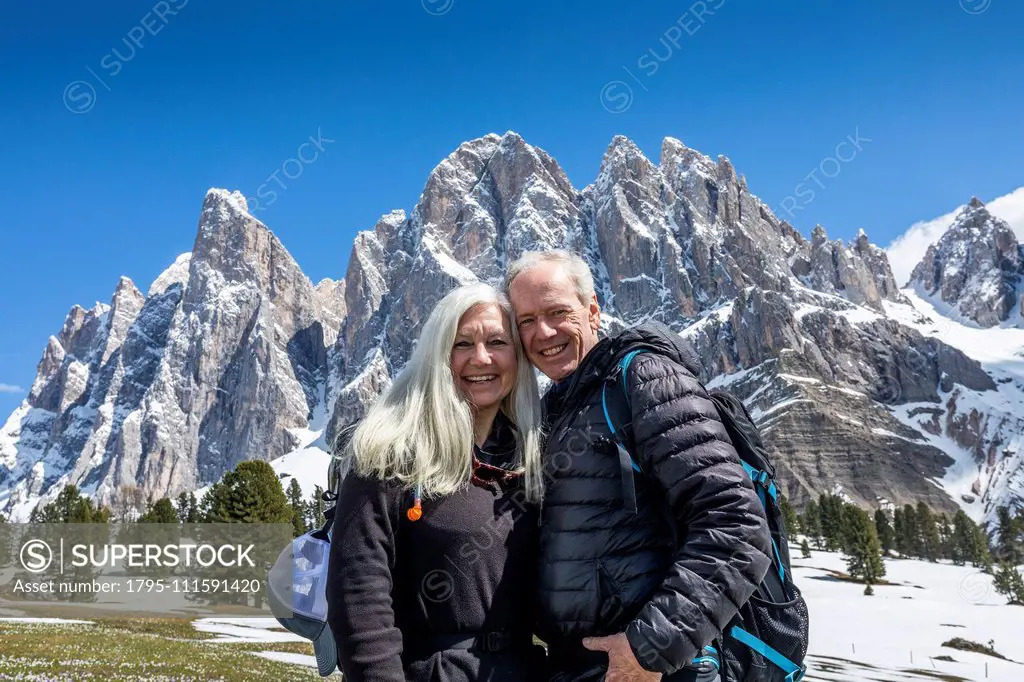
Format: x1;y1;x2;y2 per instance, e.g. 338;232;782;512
0;620;324;681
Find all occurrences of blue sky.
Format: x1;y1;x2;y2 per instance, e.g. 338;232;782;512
2;0;1023;417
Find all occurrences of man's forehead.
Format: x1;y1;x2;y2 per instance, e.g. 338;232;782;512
513;265;574;292
511;277;577;307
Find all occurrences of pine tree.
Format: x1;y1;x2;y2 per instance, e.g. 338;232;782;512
139;498;178;524
31;485;111;523
843;505;886;594
874;508;894;556
23;485;108;600
185;462;291;611
800;538;811;558
995;506;1023;564
993;562;1024;605
307;485;327;530
176;492;191;523
917;502;941;562
286;478;308;537
185;492;200;523
819;494;845;551
893;507;905;556
779;494;800;536
203;461;292;524
840;503;859;554
971;523;994;571
950;510;973;566
900;504;920;558
937;514;952;561
802;500;822;549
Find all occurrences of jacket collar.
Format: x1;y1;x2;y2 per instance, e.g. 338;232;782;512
541;321;702;423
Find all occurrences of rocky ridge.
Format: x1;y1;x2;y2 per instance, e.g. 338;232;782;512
1;134;1021;525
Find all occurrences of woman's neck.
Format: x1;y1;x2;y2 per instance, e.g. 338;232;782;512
473;405;501;447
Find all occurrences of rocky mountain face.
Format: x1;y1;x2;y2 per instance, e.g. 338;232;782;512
1;191;336;515
2;133;1022;525
909;197;1024;328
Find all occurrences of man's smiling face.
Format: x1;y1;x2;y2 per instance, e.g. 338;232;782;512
507;261;600;382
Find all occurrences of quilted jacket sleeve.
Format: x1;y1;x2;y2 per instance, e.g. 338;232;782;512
622;353;772;675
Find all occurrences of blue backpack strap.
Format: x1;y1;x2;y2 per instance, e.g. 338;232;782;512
739;460;778;504
617;349;647;409
730;626;806;682
600;350;648;514
738;460;786;586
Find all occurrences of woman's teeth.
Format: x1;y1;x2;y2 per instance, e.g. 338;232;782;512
464;375;497;383
540;344;567;357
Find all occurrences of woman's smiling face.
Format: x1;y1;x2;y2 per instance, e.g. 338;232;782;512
449;303;517;412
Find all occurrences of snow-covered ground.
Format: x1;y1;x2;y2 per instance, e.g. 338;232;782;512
191;617;322;671
190;553;1024;681
1;553;1021;680
796;550;1023;682
273;397;334;502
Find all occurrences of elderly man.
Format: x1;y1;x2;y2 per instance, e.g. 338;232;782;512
505;250;772;682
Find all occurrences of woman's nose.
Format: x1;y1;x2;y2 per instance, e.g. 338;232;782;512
472;343;492;364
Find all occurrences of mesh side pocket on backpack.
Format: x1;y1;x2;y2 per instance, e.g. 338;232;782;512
722;581;809;682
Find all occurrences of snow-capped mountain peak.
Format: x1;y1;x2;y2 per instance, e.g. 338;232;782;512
2;134;1022;529
909;198;1024;328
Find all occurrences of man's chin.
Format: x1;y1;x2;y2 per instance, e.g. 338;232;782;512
538;361;577;383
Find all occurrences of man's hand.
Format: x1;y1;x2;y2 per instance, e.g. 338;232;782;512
583;633;662;682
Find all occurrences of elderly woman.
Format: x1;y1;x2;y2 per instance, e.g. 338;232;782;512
326;283;546;682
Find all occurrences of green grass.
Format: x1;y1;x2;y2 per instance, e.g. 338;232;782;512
0;619;328;680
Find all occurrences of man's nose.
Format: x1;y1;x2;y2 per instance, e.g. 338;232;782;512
536;317;557;339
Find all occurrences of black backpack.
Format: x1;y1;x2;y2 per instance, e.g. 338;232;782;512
602;350;810;682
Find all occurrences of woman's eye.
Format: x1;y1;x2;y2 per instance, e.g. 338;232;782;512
489;339;508;346
454;341;471;348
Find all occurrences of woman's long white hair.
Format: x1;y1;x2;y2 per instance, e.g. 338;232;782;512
340;283;544;501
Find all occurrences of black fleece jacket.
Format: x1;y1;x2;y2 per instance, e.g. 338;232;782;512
326;413;545;682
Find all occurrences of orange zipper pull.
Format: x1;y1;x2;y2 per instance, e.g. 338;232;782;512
406;484;423;521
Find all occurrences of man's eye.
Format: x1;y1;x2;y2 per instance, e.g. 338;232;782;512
552;309;569;318
518;318;535;327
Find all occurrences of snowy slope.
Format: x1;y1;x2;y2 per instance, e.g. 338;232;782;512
882;290;1024;522
796;550;1024;682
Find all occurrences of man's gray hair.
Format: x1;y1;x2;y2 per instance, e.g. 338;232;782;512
504;250;597;306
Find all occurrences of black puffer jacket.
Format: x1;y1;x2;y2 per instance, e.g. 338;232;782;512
536;323;772;680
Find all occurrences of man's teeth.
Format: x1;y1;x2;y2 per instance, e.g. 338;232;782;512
464;375;497;383
540;344;567;357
